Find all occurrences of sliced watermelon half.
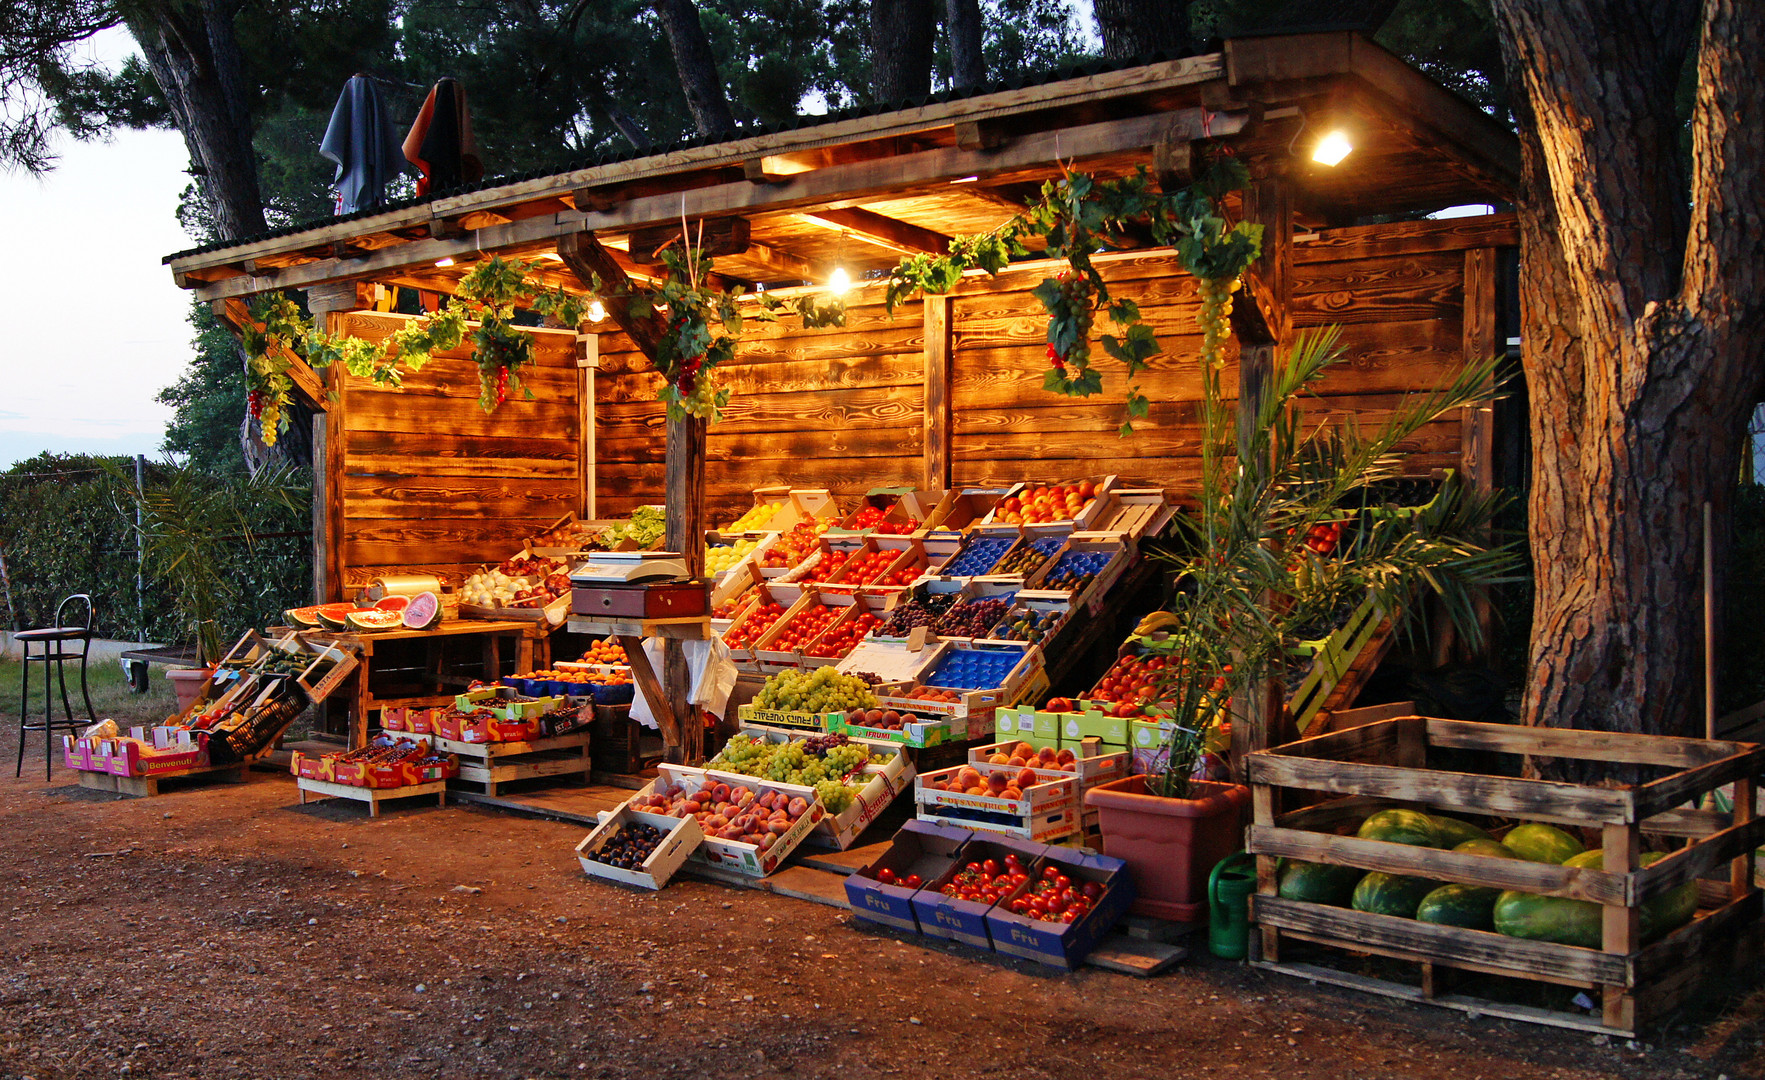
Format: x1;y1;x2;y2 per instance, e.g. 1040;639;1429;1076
284;605;324;629
345;609;404;633
403;591;442;631
315;602;361;631
373;595;411;613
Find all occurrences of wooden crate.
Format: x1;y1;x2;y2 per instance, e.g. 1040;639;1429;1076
430;731;592;796
1244;717;1765;1035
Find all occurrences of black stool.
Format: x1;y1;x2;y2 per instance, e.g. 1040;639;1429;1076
15;594;97;780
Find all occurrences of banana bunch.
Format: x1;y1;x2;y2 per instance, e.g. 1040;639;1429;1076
1134;611;1180;637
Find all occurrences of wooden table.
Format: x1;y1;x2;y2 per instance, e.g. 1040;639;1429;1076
564;615;708;752
324;619;552;747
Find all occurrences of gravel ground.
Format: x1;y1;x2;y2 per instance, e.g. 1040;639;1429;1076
1;726;1762;1080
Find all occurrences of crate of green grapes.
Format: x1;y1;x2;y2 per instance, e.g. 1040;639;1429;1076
705;729;915;850
737;665;882;734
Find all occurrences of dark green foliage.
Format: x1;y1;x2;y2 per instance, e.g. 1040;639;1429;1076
0;455;311;648
158;301;250;476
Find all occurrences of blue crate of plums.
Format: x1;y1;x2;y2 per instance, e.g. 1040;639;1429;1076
941;535;1016;577
922;644;1029;691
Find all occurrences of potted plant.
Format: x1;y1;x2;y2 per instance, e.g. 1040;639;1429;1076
1084;324;1518;920
114;461;308;713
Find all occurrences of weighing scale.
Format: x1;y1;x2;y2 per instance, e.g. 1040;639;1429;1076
569;551;708;619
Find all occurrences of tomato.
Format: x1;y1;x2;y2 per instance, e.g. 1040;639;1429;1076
904;874;923;889
877;868;897;885
1081;881;1103;900
982;858;1000;877
1061;908;1082;923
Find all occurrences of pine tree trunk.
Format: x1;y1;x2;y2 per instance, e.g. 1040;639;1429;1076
1494;0;1765;780
871;0;937;101
946;0;984;89
126;0;265;241
1090;0;1191;61
652;0;736;140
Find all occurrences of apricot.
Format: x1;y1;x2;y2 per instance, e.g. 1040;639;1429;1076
1001;786;1023;800
989;753;1011;765
965;785;989;796
1016;768;1038;789
1014;741;1035;758
987;772;1009;791
1007;756;1028;767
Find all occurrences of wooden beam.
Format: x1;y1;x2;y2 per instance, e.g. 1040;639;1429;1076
556;231;668;363
798;207;952;257
955;119;1007;151
212;298;328;410
923;296;954;490
1236;172;1293;347
315;353;346;603
737;241;818;282
184;108;1249;303
627;217;752;263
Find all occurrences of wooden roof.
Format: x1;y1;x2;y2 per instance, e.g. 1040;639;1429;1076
166;32;1517;304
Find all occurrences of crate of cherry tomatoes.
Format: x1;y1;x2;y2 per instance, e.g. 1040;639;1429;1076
721;586;807;667
983;846;1136;969
753;589;882;671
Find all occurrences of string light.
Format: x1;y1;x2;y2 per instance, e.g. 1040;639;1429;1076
434;256;455;267
588;298;607;323
827;265;852;295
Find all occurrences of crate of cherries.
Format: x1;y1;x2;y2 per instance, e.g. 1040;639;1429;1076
574;807;704;890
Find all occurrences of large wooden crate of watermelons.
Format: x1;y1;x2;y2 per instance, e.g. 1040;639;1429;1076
1242;716;1765;1036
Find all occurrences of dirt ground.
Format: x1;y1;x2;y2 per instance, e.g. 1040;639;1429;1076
2;728;1762;1080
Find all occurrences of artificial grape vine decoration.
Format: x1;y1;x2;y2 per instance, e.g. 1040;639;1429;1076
883;151;1264;434
239;256;589;438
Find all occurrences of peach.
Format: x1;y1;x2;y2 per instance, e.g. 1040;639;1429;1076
989;753;1011;765
1016;768;1038;789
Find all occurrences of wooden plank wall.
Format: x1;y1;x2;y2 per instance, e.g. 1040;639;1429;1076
593;295;927;522
333;312;583;592
589;215;1510;525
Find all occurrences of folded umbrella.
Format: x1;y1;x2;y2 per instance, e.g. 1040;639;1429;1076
319;75;407;214
403;77;483;197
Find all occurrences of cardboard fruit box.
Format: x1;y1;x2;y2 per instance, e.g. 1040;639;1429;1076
915;762;1079;843
915;640;1042;700
735;702;843;735
724;586;815;669
968;738;1130;791
637;767;826;877
1083;488;1177;544
979;476;1120;529
834;639;941;686
983;846;1136;969
845;820;974;932
909;834;1051;948
922;488;1008;539
1024;535;1130;615
702;730;915;850
574;806;704;890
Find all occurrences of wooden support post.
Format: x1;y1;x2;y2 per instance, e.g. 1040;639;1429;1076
1252;784;1281;963
1733;774;1756;899
1461;246;1499;656
923;295;954;491
313;332;348;604
664;416;708;763
1601;821;1641;1032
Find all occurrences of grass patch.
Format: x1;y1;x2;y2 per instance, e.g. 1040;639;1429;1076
0;656;180;728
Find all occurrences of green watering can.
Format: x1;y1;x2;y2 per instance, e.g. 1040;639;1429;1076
1207;851;1258;960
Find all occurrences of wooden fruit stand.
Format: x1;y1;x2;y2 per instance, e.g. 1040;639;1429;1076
1245;718;1764;1034
165;30;1517;767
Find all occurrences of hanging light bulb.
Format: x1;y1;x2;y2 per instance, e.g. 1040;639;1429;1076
1312;130;1353;166
827;265;852;296
588;298;607;323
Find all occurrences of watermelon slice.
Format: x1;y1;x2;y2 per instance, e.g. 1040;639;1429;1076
315;603;361;631
373;595;411;613
284;605;324;629
403;591;442;631
345;609;404;633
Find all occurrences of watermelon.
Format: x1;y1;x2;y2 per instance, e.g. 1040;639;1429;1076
315;603;361;631
284;605;324;629
345;609;404;633
1492;889;1601;947
1278;860;1364;906
1502;823;1586;864
1416;883;1500;930
1494;851;1696;948
1357;809;1444;848
1351;872;1440;918
1453;838;1520;859
1430;815;1493;848
403;591;442;631
374;595;411;613
1563;850;1698;941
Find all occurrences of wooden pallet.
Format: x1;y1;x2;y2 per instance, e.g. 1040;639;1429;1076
429;731;591;796
1245;717;1765;1035
296;776;447;816
75;757;259;798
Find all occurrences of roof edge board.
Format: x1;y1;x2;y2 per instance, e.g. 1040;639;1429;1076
167;53;1224;273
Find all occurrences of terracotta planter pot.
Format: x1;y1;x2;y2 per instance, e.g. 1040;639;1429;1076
1084;775;1250;923
166;666;213;715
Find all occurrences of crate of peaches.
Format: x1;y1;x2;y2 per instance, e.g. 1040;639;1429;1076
982;478;1113;527
915;761;1079;843
833;703;962;748
625;771;825;877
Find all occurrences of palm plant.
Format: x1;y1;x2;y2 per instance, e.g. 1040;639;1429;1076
1141;326;1520;797
112;460;309;666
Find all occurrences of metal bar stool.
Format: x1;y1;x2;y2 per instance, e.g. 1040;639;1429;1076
15;594;97;780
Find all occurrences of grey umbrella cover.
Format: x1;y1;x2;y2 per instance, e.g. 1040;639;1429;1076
320;75;407;214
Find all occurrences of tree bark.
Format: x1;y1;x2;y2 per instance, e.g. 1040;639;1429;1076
1494;0;1765;779
651;0;736;140
946;0;984;89
124;0;265;241
871;0;937;101
1090;0;1191;61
